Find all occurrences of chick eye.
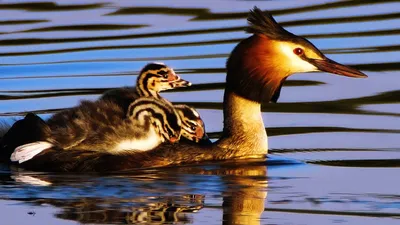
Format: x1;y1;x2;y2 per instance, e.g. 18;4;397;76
191;126;196;131
157;70;169;78
293;48;304;56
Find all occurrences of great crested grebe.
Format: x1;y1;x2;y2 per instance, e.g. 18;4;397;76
10;7;366;172
11;97;182;163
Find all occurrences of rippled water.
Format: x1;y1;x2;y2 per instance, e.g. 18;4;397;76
0;0;399;224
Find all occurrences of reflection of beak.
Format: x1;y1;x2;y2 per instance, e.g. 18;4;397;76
171;78;192;88
306;57;368;78
198;133;212;145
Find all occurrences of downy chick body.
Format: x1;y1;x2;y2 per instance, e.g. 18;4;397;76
11;97;181;163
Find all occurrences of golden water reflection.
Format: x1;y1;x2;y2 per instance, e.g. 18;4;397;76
4;163;268;224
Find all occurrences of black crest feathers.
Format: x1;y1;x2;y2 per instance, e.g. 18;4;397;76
246;6;293;40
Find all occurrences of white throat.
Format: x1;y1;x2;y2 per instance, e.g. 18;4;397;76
219;91;268;155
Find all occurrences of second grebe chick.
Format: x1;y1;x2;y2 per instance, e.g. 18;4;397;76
11;97;182;163
174;105;209;143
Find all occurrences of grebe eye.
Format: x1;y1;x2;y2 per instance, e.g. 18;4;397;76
191;126;196;131
293;48;304;56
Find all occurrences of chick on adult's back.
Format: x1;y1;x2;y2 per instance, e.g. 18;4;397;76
101;62;191;112
11;98;182;163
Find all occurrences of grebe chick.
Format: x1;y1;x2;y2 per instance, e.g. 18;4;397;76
11;97;181;163
100;62;191;112
174;105;210;144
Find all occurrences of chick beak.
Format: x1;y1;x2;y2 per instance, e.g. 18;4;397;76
168;70;192;88
169;136;179;144
307;57;367;78
172;78;192;88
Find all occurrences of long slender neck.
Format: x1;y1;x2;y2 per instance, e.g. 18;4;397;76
212;35;289;158
216;88;268;157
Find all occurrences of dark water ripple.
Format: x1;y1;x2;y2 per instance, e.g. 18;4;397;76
309;159;400;167
0;2;106;11
0;19;48;25
19;24;148;33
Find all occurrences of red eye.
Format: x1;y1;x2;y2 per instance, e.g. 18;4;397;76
293;48;304;55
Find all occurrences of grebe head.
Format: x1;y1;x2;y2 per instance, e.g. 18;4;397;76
137;62;191;97
127;97;182;144
226;7;367;103
174;105;210;143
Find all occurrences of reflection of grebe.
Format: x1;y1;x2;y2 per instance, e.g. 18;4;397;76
10;7;366;172
8;162;268;225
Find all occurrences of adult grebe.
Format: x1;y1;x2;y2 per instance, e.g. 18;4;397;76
14;7;367;172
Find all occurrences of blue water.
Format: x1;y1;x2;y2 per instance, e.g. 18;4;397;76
0;0;399;224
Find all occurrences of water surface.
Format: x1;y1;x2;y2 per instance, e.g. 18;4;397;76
0;0;399;224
